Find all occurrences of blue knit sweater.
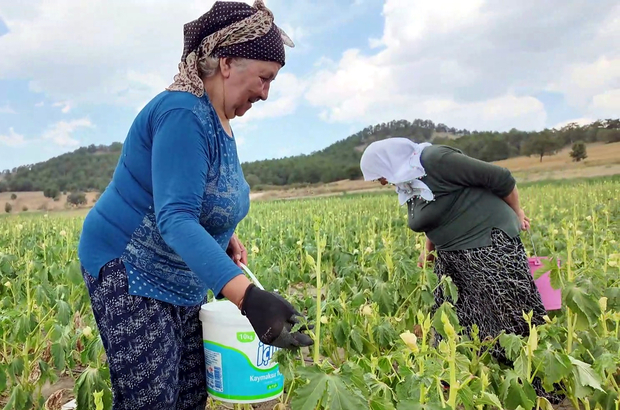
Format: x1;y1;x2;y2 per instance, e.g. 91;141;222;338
77;90;250;306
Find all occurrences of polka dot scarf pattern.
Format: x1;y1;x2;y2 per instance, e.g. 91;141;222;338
167;0;294;97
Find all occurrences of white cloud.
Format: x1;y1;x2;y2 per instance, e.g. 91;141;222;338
552;118;596;130
52;101;71;114
0;1;244;108
0;127;26;146
0;0;305;119
34;101;44;107
0;103;16;114
590;89;620;118
547;56;620;108
304;0;620;131
41;119;94;147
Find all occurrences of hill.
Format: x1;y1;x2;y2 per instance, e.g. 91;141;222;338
1;118;619;196
3;141;620;215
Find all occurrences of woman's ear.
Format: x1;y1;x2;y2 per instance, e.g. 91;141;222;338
219;57;233;79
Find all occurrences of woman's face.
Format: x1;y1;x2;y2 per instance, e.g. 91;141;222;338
221;58;281;119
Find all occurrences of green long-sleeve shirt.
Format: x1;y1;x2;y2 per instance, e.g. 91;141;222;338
407;145;520;251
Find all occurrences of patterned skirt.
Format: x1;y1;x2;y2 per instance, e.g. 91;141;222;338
432;228;563;403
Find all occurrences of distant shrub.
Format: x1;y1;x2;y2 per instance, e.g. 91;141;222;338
44;187;60;199
67;192;87;206
570;141;587;162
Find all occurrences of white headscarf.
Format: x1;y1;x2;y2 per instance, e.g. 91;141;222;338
360;138;434;205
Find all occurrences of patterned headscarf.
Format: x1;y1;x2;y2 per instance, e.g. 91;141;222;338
167;0;294;97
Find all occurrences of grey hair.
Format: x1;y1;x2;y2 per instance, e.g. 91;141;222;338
197;55;250;79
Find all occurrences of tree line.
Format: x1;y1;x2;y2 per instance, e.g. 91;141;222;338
0;119;618;194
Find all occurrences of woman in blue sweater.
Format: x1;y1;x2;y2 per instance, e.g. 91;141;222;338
77;2;312;409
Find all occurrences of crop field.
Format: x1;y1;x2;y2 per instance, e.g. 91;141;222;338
0;176;619;410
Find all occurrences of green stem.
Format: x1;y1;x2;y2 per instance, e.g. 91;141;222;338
447;338;458;409
566;232;574;354
313;231;323;365
567;311;575;354
394;285;423;318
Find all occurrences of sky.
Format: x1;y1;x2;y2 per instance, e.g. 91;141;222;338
0;0;619;171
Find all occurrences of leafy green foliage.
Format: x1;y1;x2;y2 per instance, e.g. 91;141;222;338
0;177;619;409
292;365;367;410
75;366;112;410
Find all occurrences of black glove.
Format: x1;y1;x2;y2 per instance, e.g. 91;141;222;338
240;284;314;349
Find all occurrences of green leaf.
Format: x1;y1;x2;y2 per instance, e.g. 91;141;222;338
454;352;472;374
421;289;435;306
476;392;503;409
395;372;423;402
568;356;604;398
326;383;370;410
533;257;561;290
593;352;618;377
441;276;458;304
370;396;397;410
4;384;33;410
365;375;396;410
536;349;572;391
513;351;528;379
536;397;555;410
340;362;367;395
499;334;523;361
350;327;365;354
52;341;66;370
83;336;104;365
373;322;397;349
0;363;6;392
371;357;388;377
305;253;316;268
13;314;35;340
334;319;350;347
457;385;475;409
350;291;366;309
431;302;461;339
373;280;395;316
10;356;24;378
590;389;619;410
563;284;601;330
56;299;72;326
67;260;85;286
34;284;50;307
603;287;620;311
396;399;421;410
504;377;536;410
292;365;367;410
75;366;112;410
49;324;65;342
549;268;562;291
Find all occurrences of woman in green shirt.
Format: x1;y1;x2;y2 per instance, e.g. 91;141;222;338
360;137;561;402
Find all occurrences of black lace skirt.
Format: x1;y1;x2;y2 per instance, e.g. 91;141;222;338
432;228;563;404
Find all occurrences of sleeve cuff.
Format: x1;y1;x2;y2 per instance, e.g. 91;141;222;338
210;264;244;300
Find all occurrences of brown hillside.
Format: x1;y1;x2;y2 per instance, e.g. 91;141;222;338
0;191;99;214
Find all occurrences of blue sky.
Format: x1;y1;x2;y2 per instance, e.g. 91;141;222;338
1;0;619;171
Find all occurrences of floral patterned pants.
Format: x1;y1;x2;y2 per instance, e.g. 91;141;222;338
81;258;208;410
